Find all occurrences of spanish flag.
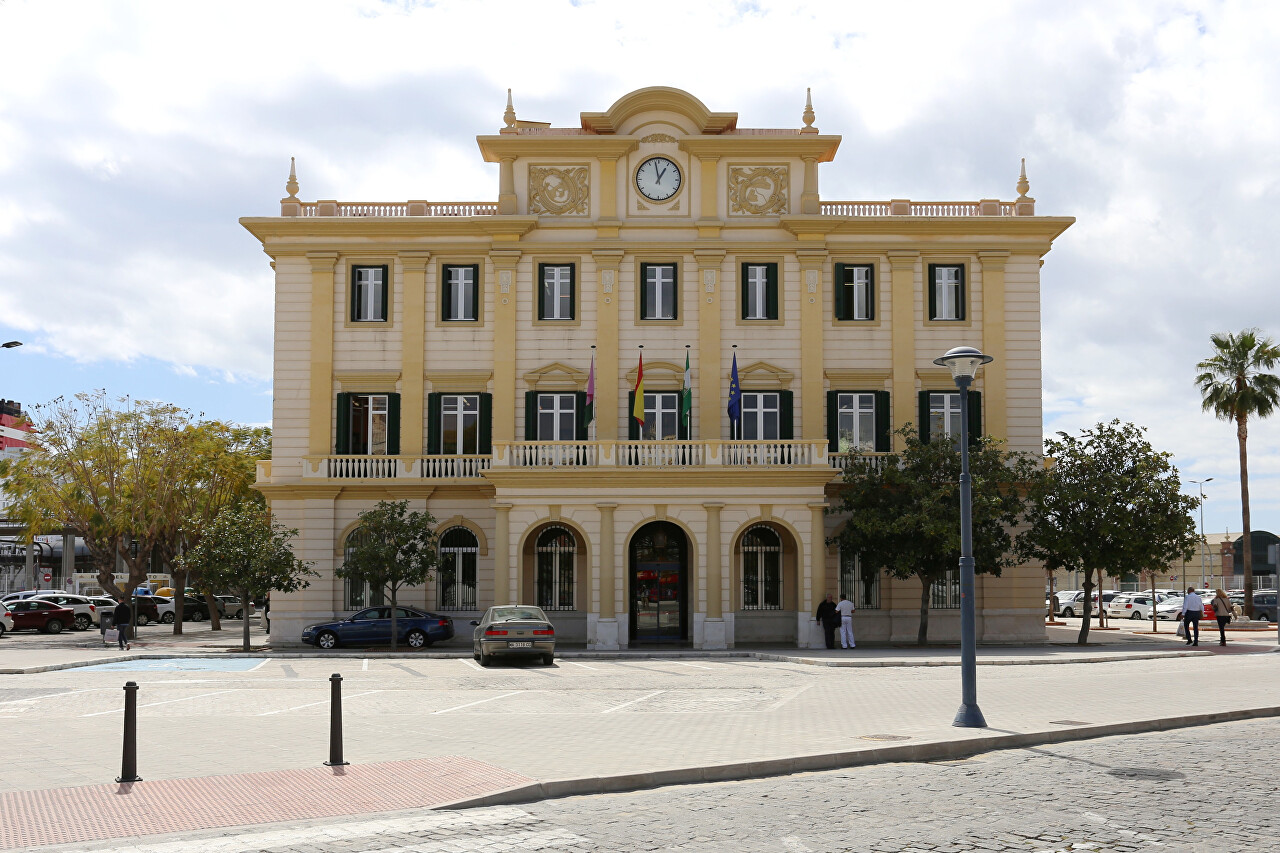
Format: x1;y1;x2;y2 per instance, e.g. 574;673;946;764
632;353;645;426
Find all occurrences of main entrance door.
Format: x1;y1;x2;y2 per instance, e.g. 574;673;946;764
629;521;688;644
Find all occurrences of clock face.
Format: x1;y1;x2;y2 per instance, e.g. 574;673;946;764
635;157;682;202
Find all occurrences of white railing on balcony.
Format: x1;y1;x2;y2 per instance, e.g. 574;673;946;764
322;456;401;479
304;455;491;479
297;201;498;217
820;201;893;216
721;441;817;467
820;200;1021;217
416;455;492;478
619;441;705;467
505;442;600;467
828;452;893;473
910;202;980;216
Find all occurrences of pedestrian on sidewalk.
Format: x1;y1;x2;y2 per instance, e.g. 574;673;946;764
815;594;840;650
1179;586;1203;646
113;598;132;651
1211;588;1232;646
836;593;856;649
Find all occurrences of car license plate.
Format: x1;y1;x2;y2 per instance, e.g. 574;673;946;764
508;641;532;649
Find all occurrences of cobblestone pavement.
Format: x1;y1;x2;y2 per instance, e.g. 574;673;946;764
36;717;1277;852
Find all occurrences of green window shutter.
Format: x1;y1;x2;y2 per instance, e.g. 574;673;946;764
478;393;493;455
967;390;982;446
873;391;892;452
778;389;794;440
536;264;547;320
671;265;679;321
426;393;442;454
441;266;453;320
740;263;750;319
378;265;389;320
927;265;938;321
386;393;401;455
639;264;651;320
826;390;840;452
468;265;480;320
524;391;539;441
335;393;352;453
955;265;966;321
628;391;640;440
918;391;931;443
567;264;577;320
766;263;779;320
575;391;588;440
349;266;359;321
833;263;847;321
865;265;876;321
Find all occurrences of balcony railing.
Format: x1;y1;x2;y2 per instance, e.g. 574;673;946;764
280;199;1029;218
294;201;499;217
303;455;492;479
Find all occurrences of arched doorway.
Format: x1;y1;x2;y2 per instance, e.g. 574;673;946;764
629;521;688;644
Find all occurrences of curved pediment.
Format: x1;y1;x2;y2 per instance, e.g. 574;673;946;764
523;361;589;391
581;87;737;136
624;359;686;390
735;360;794;390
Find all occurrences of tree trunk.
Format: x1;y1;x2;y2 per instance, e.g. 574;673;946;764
204;591;222;631
171;567;187;635
1238;414;1254;619
389;584;398;651
240;586;252;652
917;576;932;646
1077;568;1094;645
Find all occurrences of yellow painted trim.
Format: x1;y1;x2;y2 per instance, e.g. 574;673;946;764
695;250;725;440
726;517;804;612
888;250;918;449
425;369;494;393
681;136;839;161
515;517;593;609
523;362;589;391
824;368;892;385
334;370;401;391
978;251;1009;441
483;468;836;490
623;360;685;391
307;252;338;457
796;250;826;440
435;516;490;556
490;251;521;443
592;251;623;442
735;360;794;390
400;252;429;456
596;502;618;618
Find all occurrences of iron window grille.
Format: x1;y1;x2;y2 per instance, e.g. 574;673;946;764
839;549;881;610
741;525;783;610
930;570;961;609
536;526;576;611
437;527;478;611
342;531;384;611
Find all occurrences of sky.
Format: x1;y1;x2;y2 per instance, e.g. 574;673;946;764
0;0;1277;536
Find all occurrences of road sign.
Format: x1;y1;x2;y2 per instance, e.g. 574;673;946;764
42;572;52;582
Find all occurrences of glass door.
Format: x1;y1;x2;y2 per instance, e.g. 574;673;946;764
630;521;687;644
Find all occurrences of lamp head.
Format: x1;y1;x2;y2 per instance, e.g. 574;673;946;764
1;341;21;349
933;346;993;380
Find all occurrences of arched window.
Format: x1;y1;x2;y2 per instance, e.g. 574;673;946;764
438;527;479;611
839;547;880;609
536;526;576;611
342;530;384;611
742;525;782;610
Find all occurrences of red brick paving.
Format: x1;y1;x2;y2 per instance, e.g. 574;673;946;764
0;757;531;849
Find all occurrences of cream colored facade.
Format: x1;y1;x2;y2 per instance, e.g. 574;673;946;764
243;88;1073;648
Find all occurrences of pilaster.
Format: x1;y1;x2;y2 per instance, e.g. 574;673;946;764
978;250;1009;441
797;249;827;439
800;156;819;214
400;252;430;455
306;252;338;456
695;249;726;439
498;158;517;215
593;250;624;440
490;251;521;442
701;502;727;649
492;502;513;606
696;155;721;237
888;250;919;448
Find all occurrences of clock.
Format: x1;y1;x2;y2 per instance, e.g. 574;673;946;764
635;156;682;202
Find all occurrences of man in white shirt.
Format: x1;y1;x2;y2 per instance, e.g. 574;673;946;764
835;594;856;649
1179;586;1203;646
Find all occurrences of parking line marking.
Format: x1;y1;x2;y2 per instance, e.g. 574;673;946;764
81;689;239;717
433;691;524;715
362;659;369;671
672;661;715;670
601;690;664;714
0;688;104;705
459;659;484;671
766;683;813;711
255;690;381;717
566;661;597;670
248;659;269;672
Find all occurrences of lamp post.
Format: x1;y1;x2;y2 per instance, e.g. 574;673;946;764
934;345;993;729
1189;478;1212;589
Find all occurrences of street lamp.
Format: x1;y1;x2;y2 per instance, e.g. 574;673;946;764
1;341;21;349
934;345;993;729
1189;478;1213;589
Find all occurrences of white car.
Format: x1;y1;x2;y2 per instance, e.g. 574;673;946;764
0;601;13;637
30;593;100;630
216;595;255;619
1106;593;1162;620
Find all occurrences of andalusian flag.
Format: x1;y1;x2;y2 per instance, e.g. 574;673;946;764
632;353;646;426
584;352;595;425
681;350;692;433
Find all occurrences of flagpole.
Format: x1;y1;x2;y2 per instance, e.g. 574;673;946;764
589;345;596;445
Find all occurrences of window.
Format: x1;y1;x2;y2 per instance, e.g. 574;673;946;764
351;265;388;322
640;392;680;440
835;263;874;321
741;262;778;320
640;263;678;320
536;526;576;611
840;549;881;609
442;265;478;321
931;570;961;609
438;527;478;611
836;393;875;452
929;264;965;321
918;390;980;445
536;393;577;441
441;395;480;454
740;392;779;440
343;531;385;611
336;393;401;455
538;264;575;320
742;525;782;610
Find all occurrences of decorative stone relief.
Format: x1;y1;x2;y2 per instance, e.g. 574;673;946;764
602;270;615;293
728;166;789;215
703;269;716;292
806;270;819;292
641;133;677;143
528;165;589;215
499;270;512;293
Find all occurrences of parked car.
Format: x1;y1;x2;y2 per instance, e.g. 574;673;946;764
1;590;47;603
5;599;76;633
1241;591;1276;622
1106;593;1162;620
1047;590;1080;615
156;596;210;622
30;593;99;630
301;606;454;650
126;595;163;626
1058;591;1121;619
0;601;13;637
471;605;556;667
216;595;254;619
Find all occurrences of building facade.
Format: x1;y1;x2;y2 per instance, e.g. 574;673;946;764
243;87;1073;648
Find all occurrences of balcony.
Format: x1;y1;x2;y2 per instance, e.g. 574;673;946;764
279;198;1032;218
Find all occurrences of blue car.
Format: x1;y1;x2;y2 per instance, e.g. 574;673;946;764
301;606;454;650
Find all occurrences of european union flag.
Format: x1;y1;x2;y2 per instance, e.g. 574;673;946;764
727;352;742;423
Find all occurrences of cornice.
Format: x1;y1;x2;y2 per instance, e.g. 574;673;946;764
477;136;640;162
482;467;836;490
240;216;537;246
680;135;840;162
782;214;1076;247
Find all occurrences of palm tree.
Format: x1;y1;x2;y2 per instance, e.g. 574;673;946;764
1195;329;1280;618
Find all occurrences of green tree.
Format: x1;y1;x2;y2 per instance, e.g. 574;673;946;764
179;503;315;652
829;426;1041;645
1195;329;1280;618
1018;421;1200;644
336;501;439;650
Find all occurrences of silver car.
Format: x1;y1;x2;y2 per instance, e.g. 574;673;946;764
472;605;556;667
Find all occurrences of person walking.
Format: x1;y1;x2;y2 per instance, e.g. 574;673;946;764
112;597;132;651
1179;586;1203;646
836;593;856;649
815;594;840;650
1210;588;1232;646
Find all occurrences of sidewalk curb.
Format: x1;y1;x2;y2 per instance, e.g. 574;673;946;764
435;704;1280;810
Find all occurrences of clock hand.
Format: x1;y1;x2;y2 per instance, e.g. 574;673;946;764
655;166;665;184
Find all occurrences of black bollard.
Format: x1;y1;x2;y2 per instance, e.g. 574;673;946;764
117;681;142;783
324;673;348;767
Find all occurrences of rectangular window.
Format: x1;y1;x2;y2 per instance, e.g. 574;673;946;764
539;264;575;320
349;394;389;455
351;265;388;322
836;263;874;321
929;264;965;321
742;263;777;320
440;394;480;454
840;550;881;610
640;392;680;440
741;392;780;440
837;393;877;452
929;392;963;443
536;393;577;441
442;265;477;321
640;263;678;320
931;570;961;609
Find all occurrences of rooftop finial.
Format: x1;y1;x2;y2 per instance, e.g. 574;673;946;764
285;156;299;199
502;88;517;132
800;87;817;133
1016;157;1030;200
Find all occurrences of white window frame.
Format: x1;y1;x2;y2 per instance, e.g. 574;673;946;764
929;392;962;442
440;394;480;455
932;265;963;321
642;392;680;440
837;393;876;452
352;266;386;322
847;265;872;320
745;264;769;320
541;265;573;320
351;394;389;455
741;392;779;440
537;393;577;441
444;265;476;321
643;264;677;320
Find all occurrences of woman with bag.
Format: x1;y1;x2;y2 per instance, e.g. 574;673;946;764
1211;588;1232;646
